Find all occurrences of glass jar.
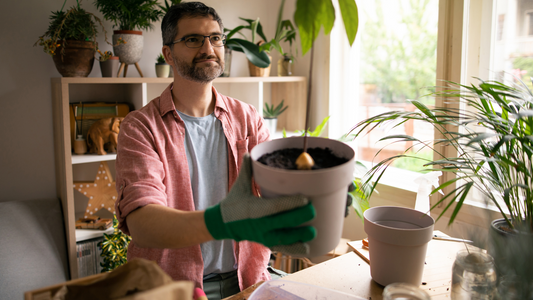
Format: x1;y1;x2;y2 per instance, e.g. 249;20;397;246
451;250;497;299
383;283;430;300
277;55;293;76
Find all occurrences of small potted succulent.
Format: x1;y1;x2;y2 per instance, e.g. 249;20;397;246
97;50;119;77
263;99;288;135
155;53;170;78
35;0;108;77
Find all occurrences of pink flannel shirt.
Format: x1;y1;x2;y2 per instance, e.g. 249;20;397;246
115;83;271;290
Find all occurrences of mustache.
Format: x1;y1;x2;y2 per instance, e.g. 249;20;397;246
193;54;220;63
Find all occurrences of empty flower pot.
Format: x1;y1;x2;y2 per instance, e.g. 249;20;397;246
364;206;434;286
250;137;355;257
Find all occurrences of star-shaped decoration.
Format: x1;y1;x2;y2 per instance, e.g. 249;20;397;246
73;161;117;218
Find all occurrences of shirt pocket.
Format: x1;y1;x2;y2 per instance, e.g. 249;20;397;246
236;135;259;166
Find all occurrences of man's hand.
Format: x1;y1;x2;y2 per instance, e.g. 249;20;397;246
204;154;316;255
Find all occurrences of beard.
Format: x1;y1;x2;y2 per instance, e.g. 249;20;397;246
173;53;224;83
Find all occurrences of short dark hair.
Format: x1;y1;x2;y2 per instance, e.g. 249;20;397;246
161;2;224;46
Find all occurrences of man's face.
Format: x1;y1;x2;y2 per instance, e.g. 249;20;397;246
169;17;224;83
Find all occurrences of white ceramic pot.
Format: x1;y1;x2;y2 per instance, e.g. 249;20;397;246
250;137;355;257
364;206;434;286
263;118;277;136
113;30;143;65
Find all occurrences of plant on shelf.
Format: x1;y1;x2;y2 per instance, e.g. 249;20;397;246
98;215;131;272
239;0;296;58
35;0;108;77
155;53;170;78
157;0;182;13
97;50;113;62
94;0;163;31
95;0;164;76
224;22;270;69
263;99;289;119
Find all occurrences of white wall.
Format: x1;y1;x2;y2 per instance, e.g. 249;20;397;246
0;0;320;202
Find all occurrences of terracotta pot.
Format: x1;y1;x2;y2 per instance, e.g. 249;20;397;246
52;40;95;77
250;137;355;257
364;206;434;286
99;56;119;77
113;30;143;65
155;63;170;78
248;54;271;77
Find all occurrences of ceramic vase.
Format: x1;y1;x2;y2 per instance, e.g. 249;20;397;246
155;63;170;78
364;206;434;286
221;47;232;77
263;118;277;136
250;137;355;257
99;56;119;77
52;40;95;77
277;55;293;76
113;30;143;65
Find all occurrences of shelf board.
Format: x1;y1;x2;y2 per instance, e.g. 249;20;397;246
72;154;116;164
76;227;114;242
52;76;306;85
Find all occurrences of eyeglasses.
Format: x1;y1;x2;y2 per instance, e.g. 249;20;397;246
167;34;226;48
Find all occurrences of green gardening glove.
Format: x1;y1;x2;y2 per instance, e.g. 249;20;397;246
204;154;317;256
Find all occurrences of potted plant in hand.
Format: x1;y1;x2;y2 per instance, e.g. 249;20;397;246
35;0;108;77
155;53;170;78
97;49;119;77
348;78;533;295
263;99;289;135
249;0;359;258
94;0;164;77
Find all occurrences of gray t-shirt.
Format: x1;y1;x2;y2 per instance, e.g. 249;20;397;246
176;110;237;278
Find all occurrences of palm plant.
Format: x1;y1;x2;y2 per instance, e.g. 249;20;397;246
348;78;533;232
94;0;163;31
263;100;288;119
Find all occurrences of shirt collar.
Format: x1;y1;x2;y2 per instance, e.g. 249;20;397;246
160;83;229;117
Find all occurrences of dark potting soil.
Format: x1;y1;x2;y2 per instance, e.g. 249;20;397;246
257;147;348;170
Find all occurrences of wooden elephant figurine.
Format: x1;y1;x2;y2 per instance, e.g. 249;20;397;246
87;117;124;155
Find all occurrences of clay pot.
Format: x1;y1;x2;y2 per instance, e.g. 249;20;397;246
99;56;119;77
155;63;170;78
113;30;143;65
250;137;355;257
248;54;271;77
364;206;434;286
52;40;95;77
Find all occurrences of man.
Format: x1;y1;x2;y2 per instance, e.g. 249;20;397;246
114;2;316;299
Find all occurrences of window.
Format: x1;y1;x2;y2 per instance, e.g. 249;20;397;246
328;0;529;219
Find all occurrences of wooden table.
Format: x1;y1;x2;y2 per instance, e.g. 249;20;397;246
226;233;476;299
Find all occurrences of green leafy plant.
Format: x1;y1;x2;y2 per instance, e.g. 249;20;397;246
293;0;359;55
224;21;270;68
263;100;288;119
94;0;164;31
157;0;181;13
238;0;296;58
35;0;107;57
156;53;167;64
285;116;331;138
98;215;131;272
349;78;533;232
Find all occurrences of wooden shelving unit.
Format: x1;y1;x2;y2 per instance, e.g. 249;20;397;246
51;76;307;279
